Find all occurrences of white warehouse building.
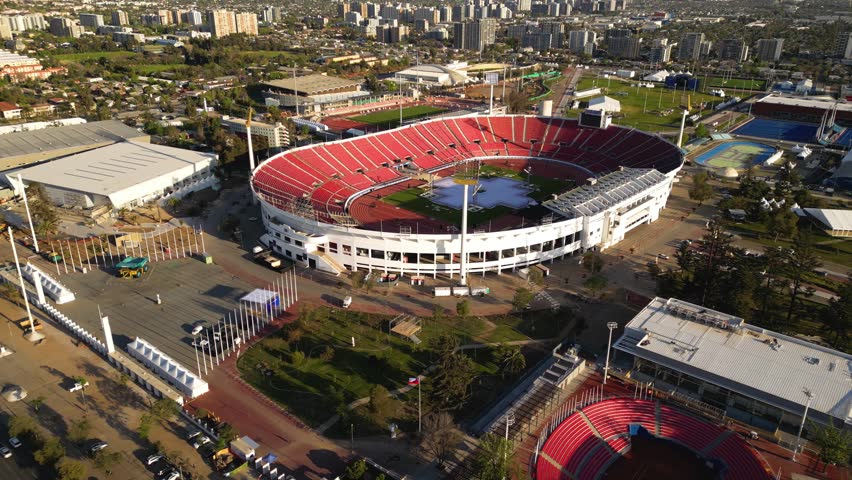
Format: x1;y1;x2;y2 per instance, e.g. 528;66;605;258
7;141;218;210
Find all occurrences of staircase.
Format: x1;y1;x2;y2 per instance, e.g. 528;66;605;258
315;252;344;276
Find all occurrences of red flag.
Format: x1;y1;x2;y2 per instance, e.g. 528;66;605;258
408;377;420;386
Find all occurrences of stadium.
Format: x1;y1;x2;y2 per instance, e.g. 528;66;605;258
250;115;683;277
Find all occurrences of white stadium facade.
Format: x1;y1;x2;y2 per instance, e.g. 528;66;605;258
250;115;683;277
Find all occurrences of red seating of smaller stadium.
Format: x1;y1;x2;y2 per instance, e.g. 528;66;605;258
577;445;613;480
658;405;724;452
709;434;769;480
582;399;656;440
539;413;596;477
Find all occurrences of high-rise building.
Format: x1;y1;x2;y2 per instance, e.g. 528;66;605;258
182;10;204;26
79;13;104;28
699;40;713;58
605;29;639;59
649;44;672;63
522;33;552;52
568;30;596;54
718;38;748;63
453;18;496;51
1;14;47;32
207;10;237;37
754;38;783;62
677;32;704;61
235;12;258;35
49;18;84;38
835;32;852;59
111;10;129;26
539;22;564;49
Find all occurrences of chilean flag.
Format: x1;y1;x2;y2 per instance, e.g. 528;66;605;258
408;377;420;386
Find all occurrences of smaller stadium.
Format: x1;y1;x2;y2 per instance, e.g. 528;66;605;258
691;140;781;177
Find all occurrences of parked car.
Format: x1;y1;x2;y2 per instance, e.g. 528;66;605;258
186;430;201;440
156;465;173;476
192;436;211;449
89;441;108;454
147;453;164;465
0;446;11;458
8;438;21;449
657;253;670;260
191;324;204;336
163;470;180;480
191;339;209;349
67;381;89;393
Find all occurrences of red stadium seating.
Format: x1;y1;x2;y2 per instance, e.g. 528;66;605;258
535;399;769;480
252;116;683;230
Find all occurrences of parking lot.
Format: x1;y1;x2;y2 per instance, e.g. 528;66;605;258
47;256;257;374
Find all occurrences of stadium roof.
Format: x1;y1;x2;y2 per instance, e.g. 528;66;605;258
262;74;362;96
12;141;215;206
614;297;852;424
756;94;852;113
0;120;145;162
544;168;668;218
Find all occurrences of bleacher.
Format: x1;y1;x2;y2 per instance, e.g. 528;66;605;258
535;398;769;480
252;116;683;228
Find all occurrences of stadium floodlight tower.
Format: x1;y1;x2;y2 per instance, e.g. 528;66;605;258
603;321;618;385
454;160;480;286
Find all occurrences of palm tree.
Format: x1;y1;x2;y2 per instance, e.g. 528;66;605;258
497;345;526;378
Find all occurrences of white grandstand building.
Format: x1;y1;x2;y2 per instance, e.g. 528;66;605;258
251;115;683;277
614;297;851;434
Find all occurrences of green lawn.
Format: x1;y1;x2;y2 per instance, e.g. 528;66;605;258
350;105;447;127
704;77;766;91
576;77;720;132
381;170;572;227
50;51;135;62
727;222;852;266
237;306;561;428
132;63;187;74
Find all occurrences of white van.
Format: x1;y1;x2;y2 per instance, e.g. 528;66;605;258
342;296;352;308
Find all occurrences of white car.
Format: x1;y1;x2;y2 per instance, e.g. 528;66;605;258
163;470;180;480
191;324;204;336
8;438;21;449
0;446;10;458
146;453;164;465
192;436;211;449
186;429;201;440
191;339;209;349
68;381;89;393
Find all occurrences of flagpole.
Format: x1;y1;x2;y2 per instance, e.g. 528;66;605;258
418;379;422;434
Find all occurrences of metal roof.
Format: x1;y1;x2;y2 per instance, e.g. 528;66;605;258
262;74;362;96
614;297;852;424
758;94;852;113
803;208;852;231
12;141;215;204
0;120;146;160
543;168;668;218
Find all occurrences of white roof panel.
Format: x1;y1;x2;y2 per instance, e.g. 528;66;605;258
803;208;852;231
614;297;852;424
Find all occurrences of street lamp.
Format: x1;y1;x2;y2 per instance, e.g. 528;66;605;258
792;388;814;462
603;322;618;385
502;410;515;480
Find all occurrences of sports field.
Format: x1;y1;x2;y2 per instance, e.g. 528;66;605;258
350;105;447;127
694;141;776;169
575;77;718;132
732;118;819;143
704;77;766;91
381;166;571;226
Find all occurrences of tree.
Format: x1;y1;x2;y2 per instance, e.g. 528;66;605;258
811;422;852;469
0;282;22;307
583;275;608;296
456;299;470;317
137;413;154;441
431;350;476;411
821;281;851;349
343;458;368;480
216;423;239;449
767;208;798;241
30;396;46;413
471;433;513;480
688;171;713;205
420;412;461;466
72;376;88;411
495;345;526;378
8;415;38;438
783;233;822;327
694;122;709;138
57;459;86;480
34;436;65;466
505;90;529;114
68;418;92;444
581;252;604;273
149;398;179;422
511;288;534;310
93;450;123;475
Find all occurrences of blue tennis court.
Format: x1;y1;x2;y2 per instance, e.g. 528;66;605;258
694;141;776;169
732;118;818;143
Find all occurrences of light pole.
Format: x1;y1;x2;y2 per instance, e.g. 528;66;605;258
792;388;814;462
502;409;515;480
603;322;618;385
